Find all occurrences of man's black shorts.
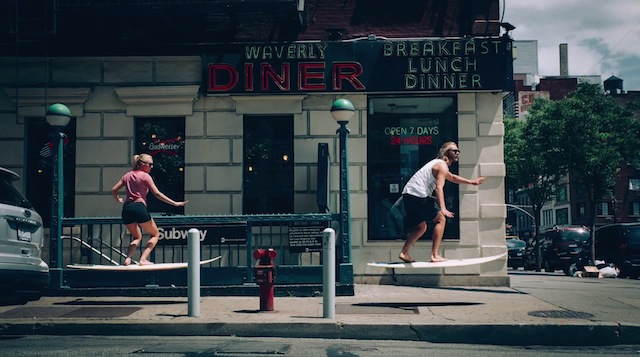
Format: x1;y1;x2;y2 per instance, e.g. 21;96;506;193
402;194;439;230
122;201;151;225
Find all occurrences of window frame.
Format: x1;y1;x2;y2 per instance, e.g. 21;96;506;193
365;95;459;241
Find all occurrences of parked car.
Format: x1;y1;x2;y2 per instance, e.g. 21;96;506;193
0;167;49;304
506;238;526;270
540;225;590;275
581;223;640;278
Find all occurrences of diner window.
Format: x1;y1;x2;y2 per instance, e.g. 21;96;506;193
134;117;185;215
367;96;458;241
243;115;293;214
26;117;76;227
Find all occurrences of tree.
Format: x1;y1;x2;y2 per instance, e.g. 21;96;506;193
506;83;640;268
504;98;566;271
561;83;640;261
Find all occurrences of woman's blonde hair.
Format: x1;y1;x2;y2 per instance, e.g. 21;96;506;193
132;153;152;170
437;141;457;164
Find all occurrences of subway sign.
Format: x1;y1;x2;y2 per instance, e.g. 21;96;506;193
156;223;247;246
203;37;513;94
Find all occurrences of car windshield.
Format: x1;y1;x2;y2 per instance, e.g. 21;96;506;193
0;176;33;209
560;230;589;242
625;226;640;245
506;239;526;248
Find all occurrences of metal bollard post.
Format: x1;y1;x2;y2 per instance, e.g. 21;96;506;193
322;228;336;318
187;228;200;317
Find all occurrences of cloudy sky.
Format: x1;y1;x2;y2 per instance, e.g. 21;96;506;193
503;0;640;91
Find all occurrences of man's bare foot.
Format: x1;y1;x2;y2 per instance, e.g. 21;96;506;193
430;256;448;262
399;253;415;263
138;260;154;266
123;257;132;266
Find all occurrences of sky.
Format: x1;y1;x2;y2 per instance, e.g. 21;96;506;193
503;0;640;91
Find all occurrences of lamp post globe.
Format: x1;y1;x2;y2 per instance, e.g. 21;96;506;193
330;98;355;123
46;103;71;128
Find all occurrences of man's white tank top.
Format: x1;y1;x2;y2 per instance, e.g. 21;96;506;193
401;158;444;198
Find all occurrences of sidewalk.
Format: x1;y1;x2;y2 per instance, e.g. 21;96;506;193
1;272;639;346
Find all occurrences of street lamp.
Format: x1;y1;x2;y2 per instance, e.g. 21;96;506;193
331;98;355;263
46;103;71;276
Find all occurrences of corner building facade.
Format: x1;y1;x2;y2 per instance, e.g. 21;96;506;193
0;1;512;286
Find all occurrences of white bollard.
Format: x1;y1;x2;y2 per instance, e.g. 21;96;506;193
322;228;336;319
187;228;200;317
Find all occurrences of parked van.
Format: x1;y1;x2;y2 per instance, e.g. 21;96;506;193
0;167;49;304
588;223;640;278
540;225;590;275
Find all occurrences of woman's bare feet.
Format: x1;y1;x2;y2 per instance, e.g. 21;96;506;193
430;255;448;262
399;252;415;263
138;260;155;266
123;257;132;266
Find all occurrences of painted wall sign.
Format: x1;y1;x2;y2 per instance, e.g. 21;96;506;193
203;38;513;94
156;223;247;246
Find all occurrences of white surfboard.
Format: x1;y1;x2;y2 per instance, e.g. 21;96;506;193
66;256;222;271
367;252;506;269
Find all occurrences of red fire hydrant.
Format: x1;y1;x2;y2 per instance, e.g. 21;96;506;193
253;248;277;311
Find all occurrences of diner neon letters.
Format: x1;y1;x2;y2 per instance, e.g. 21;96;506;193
208;61;365;92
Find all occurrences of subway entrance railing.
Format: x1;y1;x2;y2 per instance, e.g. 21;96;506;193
49;213;354;297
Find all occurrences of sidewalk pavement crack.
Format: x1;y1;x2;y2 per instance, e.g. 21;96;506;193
408;323;423;341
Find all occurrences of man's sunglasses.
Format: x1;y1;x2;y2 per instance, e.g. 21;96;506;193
449;149;460;154
141;161;154;167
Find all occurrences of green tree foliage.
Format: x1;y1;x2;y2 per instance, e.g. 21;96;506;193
506;82;640;264
505;99;566;270
561;83;640;260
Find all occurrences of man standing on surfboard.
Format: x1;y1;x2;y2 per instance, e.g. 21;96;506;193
111;154;188;266
399;142;485;263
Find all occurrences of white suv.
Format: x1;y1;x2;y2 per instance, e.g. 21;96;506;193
0;167;49;304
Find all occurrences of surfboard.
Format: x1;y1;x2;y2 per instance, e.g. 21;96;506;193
367;252;506;269
66;256;222;271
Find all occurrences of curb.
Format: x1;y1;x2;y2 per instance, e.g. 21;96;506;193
1;321;637;346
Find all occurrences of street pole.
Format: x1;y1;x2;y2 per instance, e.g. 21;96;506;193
50;130;64;270
46;103;71;287
331;99;355;264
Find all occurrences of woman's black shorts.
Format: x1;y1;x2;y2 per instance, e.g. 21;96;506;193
122;201;152;225
402;194;439;230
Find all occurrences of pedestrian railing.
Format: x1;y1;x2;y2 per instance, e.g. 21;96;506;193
56;213;343;291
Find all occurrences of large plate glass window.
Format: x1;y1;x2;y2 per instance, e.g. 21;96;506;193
134;117;186;215
367;96;458;241
243;115;294;214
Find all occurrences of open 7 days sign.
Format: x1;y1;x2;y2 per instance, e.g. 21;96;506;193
156;224;247;246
